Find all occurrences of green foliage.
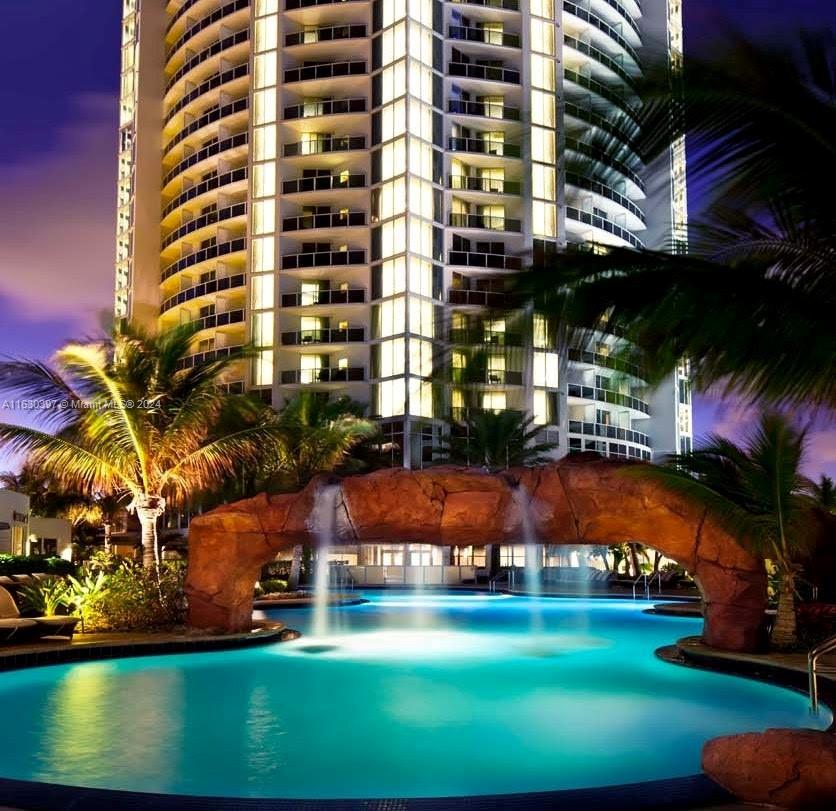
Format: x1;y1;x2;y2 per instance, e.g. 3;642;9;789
18;577;70;616
259;578;288;595
0;554;74;576
64;570;109;630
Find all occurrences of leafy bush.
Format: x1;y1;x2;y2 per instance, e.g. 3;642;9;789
0;554;74;576
18;578;71;616
259;578;288;595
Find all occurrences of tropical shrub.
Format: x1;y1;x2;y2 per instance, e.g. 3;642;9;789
18;578;71;616
0;554;74;576
259;578;289;595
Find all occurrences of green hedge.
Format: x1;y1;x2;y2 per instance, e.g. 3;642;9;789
0;554;75;576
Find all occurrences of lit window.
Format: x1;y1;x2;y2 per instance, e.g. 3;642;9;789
533;200;557;237
531;90;555;127
482;391;506;412
251;273;274;309
254;90;277;125
530;19;555;55
252;200;275;235
408;376;434;418
407;257;432;296
254;125;276;160
376;296;406;337
254;53;277;89
380;256;406;296
255;0;278;15
380;217;407;258
409;297;434;338
253;350;273;386
254;17;278;52
532;164;556;201
531;127;555;163
253;162;275;198
530;0;554;18
252;237;275;273
251;312;274;347
379;338;406;377
533;389;549;425
408;338;434;377
533;352;559;387
531;54;555;91
377;377;406;418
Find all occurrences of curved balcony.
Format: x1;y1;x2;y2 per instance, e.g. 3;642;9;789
562;2;641;69
565;136;644;193
448;0;520;10
567;347;644;379
284;97;367;121
162;167;248;220
563;35;638;92
167;0;249;62
161;237;247;283
448;250;522;271
281;367;366;384
448;62;521;85
281;288;366;307
286;0;368;8
448;289;514;307
166;29;249;94
167;0;208;35
163;132;248;190
282;173;366;195
284;136;366;158
448;25;520;49
165;63;249;125
191;308;246;333
449;213;522;232
284;61;367;84
448;99;520;121
590;0;642;43
163;97;248;157
565;172;646;228
448;176;521;196
449;329;522;346
176;344;247;371
564;101;639;159
161;272;247;314
285;24;367;47
567;383;649;414
161;203;248;251
282;211;366;232
564;68;640;127
282;248;367;270
568;420;650;448
448;136;521;158
566;206;643;249
281;328;365;346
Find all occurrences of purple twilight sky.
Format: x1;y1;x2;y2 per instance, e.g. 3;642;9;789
0;0;834;478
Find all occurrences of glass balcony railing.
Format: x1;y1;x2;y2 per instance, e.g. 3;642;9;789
448;25;521;48
284;136;366;157
562;1;640;66
286;0;367;9
447;250;522;270
284;61;367;83
165;63;249;125
167;0;249;60
192;308;246;332
284;97;366;120
451;368;523;385
565;207;644;249
281;328;366;346
282;211;366;231
568;420;651;447
162;167;248;219
448;136;521;158
161;203;247;250
166;29;249;92
161;272;247;313
567;348;644;379
564;172;645;226
567;383;649;414
448;289;513;307
281;288;366;307
449;329;522;346
448;62;520;84
281;367;366;384
161;237;247;282
163;132;248;188
448;0;520;10
449;213;522;232
448;175;521;195
176;344;246;371
563;34;637;92
285;24;367;47
281;248;367;270
164;97;248;155
282;173;365;194
565;136;644;191
448;99;520;121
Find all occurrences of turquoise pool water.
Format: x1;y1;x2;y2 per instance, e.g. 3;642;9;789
0;591;828;798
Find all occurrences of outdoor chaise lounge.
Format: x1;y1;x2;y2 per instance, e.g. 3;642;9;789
0;585;79;642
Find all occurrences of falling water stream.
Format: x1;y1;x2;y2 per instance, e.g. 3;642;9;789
512;485;543;635
311;484;341;638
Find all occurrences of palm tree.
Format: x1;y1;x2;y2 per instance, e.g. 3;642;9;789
516;32;836;409
0;324;274;568
809;474;836;515
634;413;816;648
437;410;557;472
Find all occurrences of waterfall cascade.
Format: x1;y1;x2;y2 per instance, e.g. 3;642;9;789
512;485;543;634
311;484;341;638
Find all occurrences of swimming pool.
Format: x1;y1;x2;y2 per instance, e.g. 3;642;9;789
0;591;828;799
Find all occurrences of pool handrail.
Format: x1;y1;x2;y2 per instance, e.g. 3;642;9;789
808;632;836;714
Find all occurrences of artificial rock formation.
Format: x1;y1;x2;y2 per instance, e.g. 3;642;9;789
703;729;836;808
185;459;767;650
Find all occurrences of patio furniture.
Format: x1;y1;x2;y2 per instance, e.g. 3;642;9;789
0;585;79;641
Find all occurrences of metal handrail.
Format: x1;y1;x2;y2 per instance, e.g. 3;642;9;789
647;571;663;596
631;573;649;600
809;633;836;714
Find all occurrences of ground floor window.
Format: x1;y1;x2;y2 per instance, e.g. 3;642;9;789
499;544;527;567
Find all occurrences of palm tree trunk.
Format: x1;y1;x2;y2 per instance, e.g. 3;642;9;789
130;495;166;568
628;543;641;578
771;569;798;649
288;545;303;590
103;520;112;551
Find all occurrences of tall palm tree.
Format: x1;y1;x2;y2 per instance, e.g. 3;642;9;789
437;410;557;472
634;413;815;648
0;324;274;568
516;32;836;409
809;474;836;515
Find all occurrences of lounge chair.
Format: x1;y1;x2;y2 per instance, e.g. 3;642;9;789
11;574;36;586
0;585;79;641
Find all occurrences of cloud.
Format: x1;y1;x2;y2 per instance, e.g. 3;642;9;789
0;94;118;331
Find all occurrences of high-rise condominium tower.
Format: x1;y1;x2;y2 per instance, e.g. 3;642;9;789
115;0;692;468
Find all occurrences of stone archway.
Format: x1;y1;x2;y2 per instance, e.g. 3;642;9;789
185;459;767;652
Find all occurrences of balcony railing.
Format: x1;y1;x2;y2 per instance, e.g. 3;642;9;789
285;24;367;46
565;207;644;249
281;367;366;384
563;34;637;92
448;62;520;84
284;61;367;83
162;203;247;250
452;368;523;385
565;136;644;192
176;344;246;371
448;250;522;270
448;136;521;158
448;99;520;120
282;211;366;232
162;272;247;313
448;289;512;307
164;97;248;155
567;348;644;379
166;29;249;92
448;0;520;10
284;97;366;120
281;288;366;307
564;67;639;125
163;132;248;189
286;0;368;8
284;136;366;157
568;420;651;448
161;237;247;282
448;175;521;195
565;172;646;226
449;329;522;346
165;62;249;124
167;0;249;60
562;2;640;66
282;248;366;270
281;328;366;345
449;213;521;232
564;100;639;156
192;308;246;332
448;25;521;48
162;167;247;219
283;173;366;195
567;383;649;414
